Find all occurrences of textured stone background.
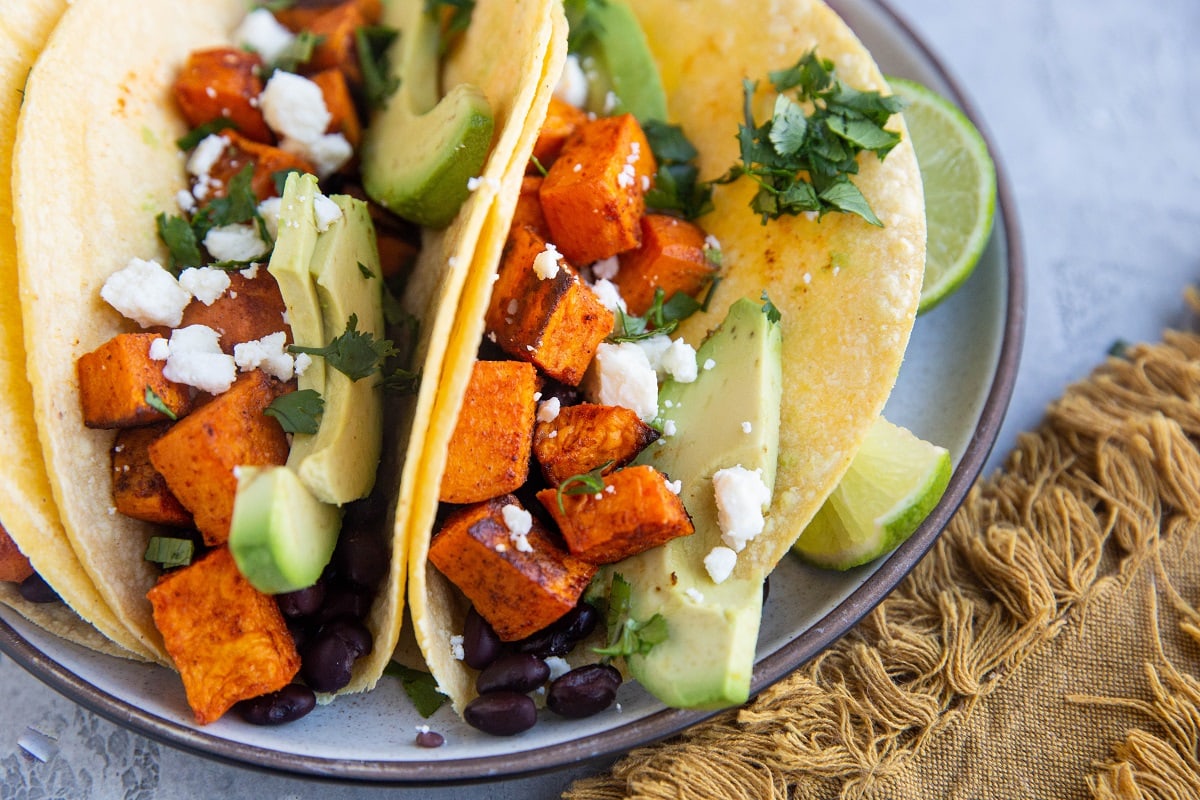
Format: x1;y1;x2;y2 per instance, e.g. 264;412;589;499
5;1;1200;798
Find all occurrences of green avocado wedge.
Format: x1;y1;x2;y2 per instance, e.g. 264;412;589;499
361;0;495;228
572;0;668;123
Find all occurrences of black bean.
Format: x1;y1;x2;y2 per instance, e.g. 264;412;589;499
333;528;389;590
557;602;600;643
463;692;538;736
236;684;316;725
462;607;503;670
18;572;60;604
276;581;326;618
415;729;445;748
546;664;622;719
476;653;550;695
324;618;373;659
315;583;372;624
515;602;599;658
300;631;356;693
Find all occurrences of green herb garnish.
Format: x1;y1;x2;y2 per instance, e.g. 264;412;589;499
528;155;549;177
190;162;263;241
145;536;195;569
270;30;323;75
264;389;324;434
760;291;782;324
385;662;450;718
176;118;238;151
156;213;203;274
144;386;178;421
555;460;615;514
715;50;906;225
564;0;609;53
642;120;714;220
592;574;667;658
289;314;398;381
607;281;718;343
425;0;475;52
355;25;400;111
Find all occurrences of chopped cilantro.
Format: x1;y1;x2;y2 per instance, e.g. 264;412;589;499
144;385;179;421
380;367;422;396
564;0;609;53
156;213;203;274
289;314;398;381
355;25;400;111
270;30;323;75
592;574;667;658
176;117;238;151
528;155;549;177
760;291;782;324
714;50;906;225
607;282;718;343
425;0;475;53
264;389;324;434
190;163;262;241
385;662;450;718
642;120;713;220
145;536;194;569
556;460;615;514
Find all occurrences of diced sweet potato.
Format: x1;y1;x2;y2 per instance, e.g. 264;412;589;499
307;3;368;85
530;97;589;172
77;333;194;429
149;371;289;545
173;48;273;144
428;495;597;641
540;114;657;266
179;269;290;354
147;546;300;725
273;0;382;32
614;214;719;315
0;524;33;584
309;68;362;148
440;361;539;504
537;464;694;565
534;403;659;486
511;176;549;239
112;424;194;528
484;226;614;386
204;132;315;204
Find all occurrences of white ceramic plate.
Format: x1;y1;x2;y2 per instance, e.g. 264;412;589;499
0;0;1023;783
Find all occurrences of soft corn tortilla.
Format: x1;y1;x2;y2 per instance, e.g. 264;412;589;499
12;0;562;701
410;0;926;710
0;0;152;661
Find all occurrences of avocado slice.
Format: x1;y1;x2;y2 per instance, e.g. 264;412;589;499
290;195;386;505
229;466;343;594
267;172;326;395
574;0;668;123
620;297;783;708
361;0;495;228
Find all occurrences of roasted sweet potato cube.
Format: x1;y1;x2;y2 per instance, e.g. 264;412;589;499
537;464;694;565
179;270;290;354
484;226;614;386
428;495;597;641
511;177;549;238
440;361;539;504
530;97;589;172
307;3;368;85
540;113;657;266
173;48;273;144
273;0;382;32
534;403;659;486
112;424;194;528
147;546;300;725
309;68;362;148
0;524;33;584
204;132;315;204
614;214;719;315
77;333;194;429
149;371;289;545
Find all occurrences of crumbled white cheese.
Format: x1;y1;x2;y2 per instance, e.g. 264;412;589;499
591;278;626;314
176;189;197;215
704;546;738;584
148;338;170;361
741;421;753;433
659;338;698;383
703;358;717;371
178;267;231;306
554;54;589;108
257;197;282;241
187;134;228;178
544;655;572;681
664;477;682;495
533;242;563;280
161;325;237;394
662;419;677;437
591;256;619;280
449;634;465;661
294;352;313;376
204;223;270;263
501;503;532;536
586;341;658;422
234;8;297;64
100;258;190;328
282;132;353;178
713;465;771;552
685;587;705;603
537;396;561;423
240;262;261;280
259;71;331;143
312;192;343;232
234;331;294;381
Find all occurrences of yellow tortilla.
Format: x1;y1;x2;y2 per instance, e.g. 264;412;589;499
0;0;153;661
410;0;926;710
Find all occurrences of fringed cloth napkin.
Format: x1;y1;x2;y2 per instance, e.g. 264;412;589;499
566;327;1200;800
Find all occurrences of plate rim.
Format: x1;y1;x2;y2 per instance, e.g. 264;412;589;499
0;0;1026;784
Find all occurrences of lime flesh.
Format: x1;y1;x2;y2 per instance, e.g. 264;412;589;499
889;77;997;314
792;417;951;570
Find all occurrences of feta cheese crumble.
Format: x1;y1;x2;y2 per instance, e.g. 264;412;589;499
260;71;330;143
554;54;589;108
636;334;698;383
591;256;620;281
587;341;658;422
204;223;270;263
312;192;343;232
704;546;738;584
449;634;465;661
685;587;705;603
501;503;534;553
537;396;561;423
533;242;563;280
100;258;190;328
234;8;296;64
161;325;237;394
178;267;231;306
741;421;753;434
233;331;295;381
544;656;572;681
591;278;627;314
256;197;282;240
713;466;772;552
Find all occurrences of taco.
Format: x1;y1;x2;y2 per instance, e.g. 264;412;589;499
10;0;563;724
406;0;926;730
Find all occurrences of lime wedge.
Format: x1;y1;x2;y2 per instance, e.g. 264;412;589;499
889;77;996;314
792;417;951;570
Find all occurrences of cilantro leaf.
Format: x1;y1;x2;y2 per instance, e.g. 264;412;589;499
641;121;713;220
426;1;475;53
144;385;179;421
289;314;398;381
264;389;324;434
564;0;609;53
381;367;421;395
190;162;261;242
385;662;450;718
556;460;614;514
607;283;718;343
156;213;203;274
592;573;668;658
269;30;324;75
176;117;238;151
355;25;400;111
760;291;782;324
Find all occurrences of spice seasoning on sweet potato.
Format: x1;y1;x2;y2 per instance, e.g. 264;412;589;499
306;2;369;85
485;225;614;385
173;48;273;144
539;113;657;266
0;525;34;584
179;270;290;355
309;68;362;148
149;370;289;545
614;214;718;315
111;424;194;528
440;360;539;504
530;97;589;171
511;177;549;238
147;546;300;724
272;0;382;32
77;333;194;429
533;403;659;486
537;464;694;565
204;132;316;204
428;496;597;641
